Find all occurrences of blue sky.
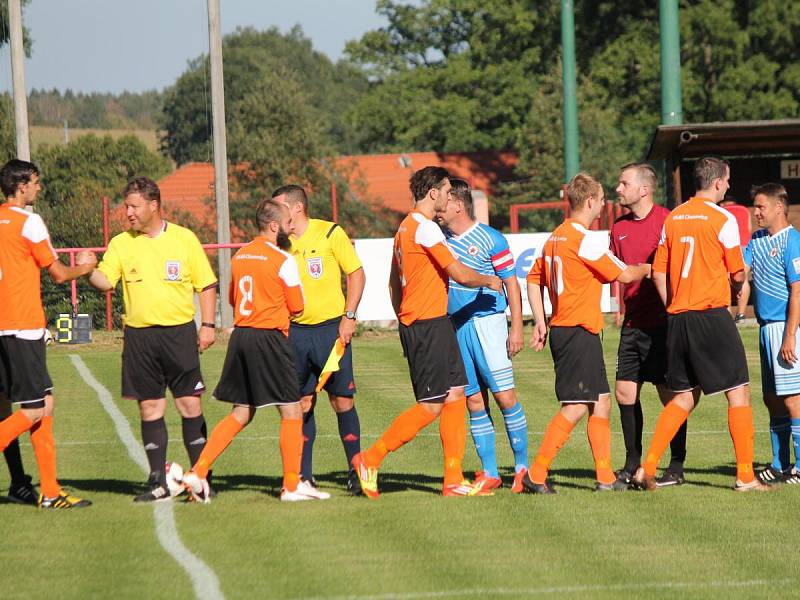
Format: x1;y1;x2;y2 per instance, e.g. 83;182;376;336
0;0;395;94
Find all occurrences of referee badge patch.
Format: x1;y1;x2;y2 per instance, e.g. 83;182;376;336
793;257;800;275
166;260;181;281
307;257;323;279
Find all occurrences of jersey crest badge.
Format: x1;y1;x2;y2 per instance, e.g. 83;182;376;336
468;245;479;256
770;247;778;258
166;261;181;281
793;257;800;275
307;257;323;279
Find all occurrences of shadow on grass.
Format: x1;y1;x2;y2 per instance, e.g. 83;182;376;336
58;477;142;495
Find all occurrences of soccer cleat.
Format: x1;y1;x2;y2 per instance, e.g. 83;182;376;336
757;465;787;485
614;469;633;489
442;480;494;497
511;468;528;494
596;478;629;492
280;487;314;502
295;479;331;500
655;468;685;487
351;453;379;499
631;467;657;491
346;470;363;496
38;491;92;509
520;471;556;495
784;468;800;485
133;484;172;503
182;472;211;504
474;470;503;491
734;478;772;492
7;475;38;506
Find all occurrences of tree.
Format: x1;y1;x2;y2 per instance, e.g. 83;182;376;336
0;0;32;54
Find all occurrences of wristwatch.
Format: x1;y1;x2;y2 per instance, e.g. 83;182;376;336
344;310;356;320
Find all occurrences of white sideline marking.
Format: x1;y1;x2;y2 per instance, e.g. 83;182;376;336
69;355;224;600
307;578;791;599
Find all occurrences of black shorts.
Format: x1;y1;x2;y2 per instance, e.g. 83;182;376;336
289;318;356;397
214;328;300;407
0;335;51;409
666;307;749;394
122;322;205;401
615;326;667;384
399;316;467;403
549;326;610;403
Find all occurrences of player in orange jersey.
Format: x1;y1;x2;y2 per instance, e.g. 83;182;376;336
632;156;769;492
522;172;650;494
351;166;503;498
182;199;308;502
0;159;96;508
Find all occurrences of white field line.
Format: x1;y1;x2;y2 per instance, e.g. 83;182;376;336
33;428;769;446
69;355;223;600
304;577;792;600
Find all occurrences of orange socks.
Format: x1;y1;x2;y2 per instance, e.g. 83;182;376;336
728;405;755;483
193;414;244;479
643;401;690;477
280;418;303;492
30;415;60;498
587;416;614;485
439;396;467;486
363;403;436;468
530;413;575;484
0;410;33;452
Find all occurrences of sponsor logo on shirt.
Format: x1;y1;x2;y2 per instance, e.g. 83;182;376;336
307;256;323;279
793;257;800;275
166;261;181;281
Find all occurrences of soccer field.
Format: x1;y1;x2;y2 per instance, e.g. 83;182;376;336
0;325;792;599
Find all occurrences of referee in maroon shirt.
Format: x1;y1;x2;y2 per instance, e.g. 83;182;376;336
610;163;694;488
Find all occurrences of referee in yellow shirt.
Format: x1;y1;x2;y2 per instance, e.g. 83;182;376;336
83;177;218;502
273;185;366;497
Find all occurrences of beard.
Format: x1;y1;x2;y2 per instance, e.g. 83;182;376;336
276;230;292;250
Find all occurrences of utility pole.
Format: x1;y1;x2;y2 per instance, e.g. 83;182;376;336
9;0;30;160
561;0;579;182
659;0;683;125
207;0;233;328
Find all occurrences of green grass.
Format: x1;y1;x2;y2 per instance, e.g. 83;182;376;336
0;326;793;599
30;126;160;152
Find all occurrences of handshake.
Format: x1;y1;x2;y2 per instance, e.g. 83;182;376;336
75;250;98;268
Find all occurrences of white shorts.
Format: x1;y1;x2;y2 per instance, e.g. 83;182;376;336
760;321;800;396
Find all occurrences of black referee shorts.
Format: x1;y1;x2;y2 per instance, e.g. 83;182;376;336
399;316;467;403
615;326;667;384
549;326;610;403
289;317;356;397
122;322;205;401
665;307;749;395
213;327;300;407
0;335;51;409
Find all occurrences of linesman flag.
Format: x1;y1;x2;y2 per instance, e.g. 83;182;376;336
315;338;346;392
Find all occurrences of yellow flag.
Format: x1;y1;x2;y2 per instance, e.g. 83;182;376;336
315;338;346;392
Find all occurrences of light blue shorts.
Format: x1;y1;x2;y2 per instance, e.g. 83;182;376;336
455;313;515;397
760;321;800;396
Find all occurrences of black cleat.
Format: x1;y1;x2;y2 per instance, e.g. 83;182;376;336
520;471;556;495
134;482;171;503
8;475;38;505
347;470;363;496
655;469;685;487
39;491;92;509
757;465;787;485
614;469;633;490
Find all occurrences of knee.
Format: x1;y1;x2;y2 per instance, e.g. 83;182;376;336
330;395;354;413
300;395;315;414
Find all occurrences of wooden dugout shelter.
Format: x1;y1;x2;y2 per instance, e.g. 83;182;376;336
645;119;800;210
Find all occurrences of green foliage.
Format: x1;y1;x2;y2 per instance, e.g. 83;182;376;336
0;0;32;55
28;89;163;129
0;93;16;162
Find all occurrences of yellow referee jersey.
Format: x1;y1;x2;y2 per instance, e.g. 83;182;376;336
98;221;217;328
289;219;362;325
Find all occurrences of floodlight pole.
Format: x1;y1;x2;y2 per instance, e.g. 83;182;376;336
8;0;30;160
207;0;233;328
561;0;580;182
659;0;683;125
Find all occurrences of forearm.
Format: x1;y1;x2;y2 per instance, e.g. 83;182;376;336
653;271;668;307
87;268;113;291
527;282;546;326
345;268;366;313
505;276;523;331
786;285;800;337
198;286;217;324
389;262;402;317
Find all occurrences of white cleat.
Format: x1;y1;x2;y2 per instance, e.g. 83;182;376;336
295;479;331;500
280;488;315;502
183;471;211;503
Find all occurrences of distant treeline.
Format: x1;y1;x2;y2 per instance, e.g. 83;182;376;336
28;89;163;130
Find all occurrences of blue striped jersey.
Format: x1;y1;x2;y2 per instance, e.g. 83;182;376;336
744;225;800;324
446;222;515;322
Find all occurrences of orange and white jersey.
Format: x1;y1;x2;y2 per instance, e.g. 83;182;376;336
229;237;304;335
394;210;457;326
653;196;744;314
527;219;625;334
0;203;57;334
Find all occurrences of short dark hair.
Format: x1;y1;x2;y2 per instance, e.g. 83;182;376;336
620;162;657;192
0;159;39;198
449;178;475;220
693;156;729;191
751;182;789;216
566;172;602;210
123;176;161;207
256;198;286;232
409;166;450;202
272;184;308;213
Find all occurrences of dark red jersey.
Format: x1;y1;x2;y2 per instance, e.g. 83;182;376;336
610;205;669;328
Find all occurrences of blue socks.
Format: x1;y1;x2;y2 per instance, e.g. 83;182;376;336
501;403;529;473
769;415;791;471
792;418;800;471
469;409;498;478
